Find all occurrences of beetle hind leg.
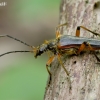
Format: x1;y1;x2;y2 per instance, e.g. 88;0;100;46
76;26;100;37
94;52;100;62
76;41;95;54
76;42;100;63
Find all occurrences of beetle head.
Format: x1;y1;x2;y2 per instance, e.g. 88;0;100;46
32;43;48;58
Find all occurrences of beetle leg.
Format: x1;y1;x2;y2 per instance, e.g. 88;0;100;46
76;42;100;63
57;54;72;89
56;22;68;30
76;26;100;37
83;43;100;63
76;26;80;37
86;44;100;63
77;41;95;54
46;56;55;85
56;31;61;38
77;42;87;54
93;52;100;62
57;54;69;76
77;42;100;62
85;42;95;50
46;54;71;87
56;22;68;38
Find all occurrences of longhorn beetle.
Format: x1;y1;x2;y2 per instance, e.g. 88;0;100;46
0;23;100;86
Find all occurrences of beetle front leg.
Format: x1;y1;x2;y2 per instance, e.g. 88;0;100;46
46;53;71;89
46;56;55;86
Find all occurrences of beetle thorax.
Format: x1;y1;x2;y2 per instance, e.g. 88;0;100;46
33;40;57;58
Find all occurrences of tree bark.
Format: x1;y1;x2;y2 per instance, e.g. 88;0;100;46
44;0;100;100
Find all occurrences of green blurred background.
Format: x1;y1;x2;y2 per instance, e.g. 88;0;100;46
0;0;60;100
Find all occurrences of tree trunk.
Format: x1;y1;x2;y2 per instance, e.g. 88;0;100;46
44;0;100;100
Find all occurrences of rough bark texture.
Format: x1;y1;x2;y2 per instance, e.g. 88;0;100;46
44;0;100;100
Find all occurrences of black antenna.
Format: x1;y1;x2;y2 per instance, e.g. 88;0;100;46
0;35;32;47
0;50;33;57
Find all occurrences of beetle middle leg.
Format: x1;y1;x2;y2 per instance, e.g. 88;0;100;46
57;54;72;89
57;54;69;76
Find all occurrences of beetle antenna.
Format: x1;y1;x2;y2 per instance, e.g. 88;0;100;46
0;35;32;47
56;22;68;30
0;50;33;57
